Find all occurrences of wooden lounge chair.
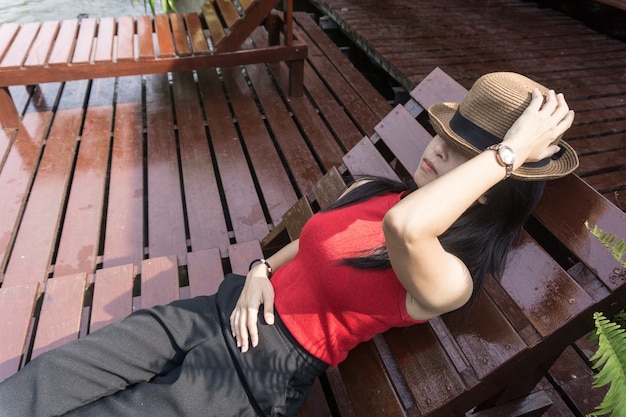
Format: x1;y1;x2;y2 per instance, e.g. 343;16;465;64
0;0;307;128
262;68;626;416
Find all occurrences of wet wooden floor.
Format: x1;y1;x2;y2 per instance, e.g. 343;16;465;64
0;13;391;285
309;0;626;212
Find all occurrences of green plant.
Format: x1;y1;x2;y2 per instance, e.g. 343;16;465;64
585;221;626;268
587;313;626;417
132;0;177;15
586;222;626;416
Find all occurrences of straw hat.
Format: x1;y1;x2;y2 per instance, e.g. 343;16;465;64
428;72;579;180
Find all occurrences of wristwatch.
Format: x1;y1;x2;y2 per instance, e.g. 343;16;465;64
486;143;515;179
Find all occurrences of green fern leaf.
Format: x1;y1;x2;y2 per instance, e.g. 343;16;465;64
587;312;626;417
585;222;626;268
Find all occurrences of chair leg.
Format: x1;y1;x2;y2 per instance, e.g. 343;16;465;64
265;12;281;46
0;87;21;129
288;59;304;97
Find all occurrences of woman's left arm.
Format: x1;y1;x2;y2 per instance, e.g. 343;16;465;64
383;89;574;319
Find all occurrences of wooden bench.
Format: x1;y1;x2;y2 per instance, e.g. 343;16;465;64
2;67;625;417
263;68;626;416
0;0;307;129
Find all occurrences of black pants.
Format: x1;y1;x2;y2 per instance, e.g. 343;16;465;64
0;274;327;417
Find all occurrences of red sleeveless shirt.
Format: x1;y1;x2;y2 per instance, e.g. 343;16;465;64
272;192;425;367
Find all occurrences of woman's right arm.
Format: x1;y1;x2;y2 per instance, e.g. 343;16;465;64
230;239;299;352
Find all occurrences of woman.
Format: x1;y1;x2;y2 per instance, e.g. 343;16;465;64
0;72;578;416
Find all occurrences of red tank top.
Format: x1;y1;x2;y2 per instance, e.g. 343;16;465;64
272;192;425;367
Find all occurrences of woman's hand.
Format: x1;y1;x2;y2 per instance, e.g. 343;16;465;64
230;265;275;353
503;88;575;168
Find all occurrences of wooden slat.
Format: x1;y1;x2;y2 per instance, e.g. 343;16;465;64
116;16;135;61
0;87;20;128
409;66;467;108
2;81;86;287
338;340;406;416
342;137;400;181
31;274;87;359
0;84;57;271
154;14;176;58
228;239;263;274
54;78;114;277
447;292;528;381
243;61;322;196
283;197;314;240
301;61;363;149
171;71;230;253
220;65;298;225
579;148;626;177
24;21;60;67
170;13;192;56
71;18;97;65
296;379;333;417
384;324;468;415
0;43;307;87
216;0;241;28
239;0;255;10
294;12;393;123
311;166;346;209
0;23;20;62
374;104;429;174
136;15;155;60
499;232;595;338
102;76;145;269
196;68;268;243
184;13;210;54
90;264;134;332
535;174;626;290
145;74;187;262
0;283;39;382
0;124;15;162
47;19;79;66
202;0;226;47
0;22;40;69
94;17;115;63
214;0;280;53
140;256;180;309
548;345;607;415
253;40;344;171
187;248;224;297
288;21;381;136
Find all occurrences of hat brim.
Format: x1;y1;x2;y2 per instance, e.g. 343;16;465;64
428;102;579;180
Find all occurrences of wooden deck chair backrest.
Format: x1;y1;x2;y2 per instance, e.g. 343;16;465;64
262;67;626;416
203;0;293;53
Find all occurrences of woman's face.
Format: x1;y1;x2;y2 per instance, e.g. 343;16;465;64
413;135;469;187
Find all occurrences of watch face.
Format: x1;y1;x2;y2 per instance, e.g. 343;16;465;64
500;147;515;165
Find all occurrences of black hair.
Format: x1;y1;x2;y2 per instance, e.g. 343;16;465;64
323;176;546;305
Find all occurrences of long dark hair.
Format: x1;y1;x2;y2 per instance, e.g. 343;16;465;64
323;176;546;304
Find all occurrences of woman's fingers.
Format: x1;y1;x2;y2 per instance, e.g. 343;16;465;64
245;306;260;351
229;276;275;352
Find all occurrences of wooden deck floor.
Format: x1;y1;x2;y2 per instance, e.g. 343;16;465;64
308;0;626;212
0;13;391;284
